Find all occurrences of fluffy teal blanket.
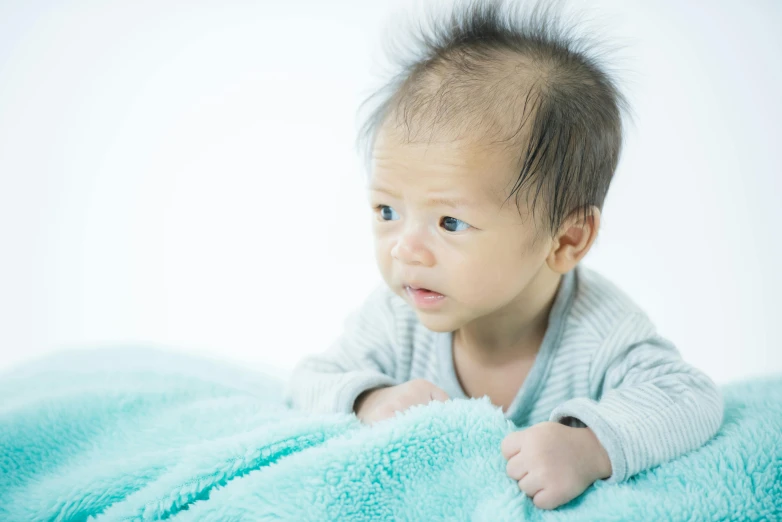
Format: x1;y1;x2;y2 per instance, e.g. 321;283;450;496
1;346;780;521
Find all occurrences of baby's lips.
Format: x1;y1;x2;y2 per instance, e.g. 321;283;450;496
405;284;443;295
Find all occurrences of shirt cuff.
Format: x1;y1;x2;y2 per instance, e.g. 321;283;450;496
549;397;628;484
336;372;397;415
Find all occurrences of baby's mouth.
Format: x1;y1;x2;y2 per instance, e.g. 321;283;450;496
405;286;445;298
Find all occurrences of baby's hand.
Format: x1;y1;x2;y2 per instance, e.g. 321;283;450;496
501;421;612;510
353;379;450;425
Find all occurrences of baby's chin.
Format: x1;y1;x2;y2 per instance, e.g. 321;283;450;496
417;318;453;333
411;307;466;334
412;299;501;334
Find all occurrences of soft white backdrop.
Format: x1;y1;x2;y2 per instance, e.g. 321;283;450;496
1;0;780;384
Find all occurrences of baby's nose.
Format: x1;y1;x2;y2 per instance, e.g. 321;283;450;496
391;226;435;267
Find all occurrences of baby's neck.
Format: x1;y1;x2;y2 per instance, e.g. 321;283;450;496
454;269;562;366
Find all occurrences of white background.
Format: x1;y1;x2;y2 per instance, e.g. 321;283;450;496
1;0;780;384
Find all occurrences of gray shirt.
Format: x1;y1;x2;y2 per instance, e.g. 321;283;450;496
283;264;724;483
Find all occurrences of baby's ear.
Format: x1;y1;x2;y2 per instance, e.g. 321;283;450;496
546;206;601;273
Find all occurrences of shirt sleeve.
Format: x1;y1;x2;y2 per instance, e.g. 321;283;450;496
548;312;724;484
282;285;401;415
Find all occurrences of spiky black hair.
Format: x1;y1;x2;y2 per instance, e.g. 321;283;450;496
355;0;632;239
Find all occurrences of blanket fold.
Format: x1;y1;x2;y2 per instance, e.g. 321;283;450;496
1;346;780;521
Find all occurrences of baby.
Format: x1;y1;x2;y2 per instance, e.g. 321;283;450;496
283;0;724;511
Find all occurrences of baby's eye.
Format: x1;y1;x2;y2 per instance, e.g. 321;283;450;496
441;216;471;232
376;205;400;221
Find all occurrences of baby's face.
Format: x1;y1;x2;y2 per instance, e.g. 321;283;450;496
369;126;554;332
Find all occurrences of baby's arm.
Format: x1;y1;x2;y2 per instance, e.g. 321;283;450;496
548;312;724;484
283;285;400;415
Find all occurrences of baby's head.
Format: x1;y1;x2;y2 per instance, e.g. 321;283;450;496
357;0;629;332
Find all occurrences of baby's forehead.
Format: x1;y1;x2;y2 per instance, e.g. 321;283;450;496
372;131;520;199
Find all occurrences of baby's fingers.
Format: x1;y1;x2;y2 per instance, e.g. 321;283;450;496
428;387;450;402
364;405;399;425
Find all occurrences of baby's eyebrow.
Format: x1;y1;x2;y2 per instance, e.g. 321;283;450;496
370;186;474;209
426;196;473;209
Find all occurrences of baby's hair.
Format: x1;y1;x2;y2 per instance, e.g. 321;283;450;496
355;0;632;241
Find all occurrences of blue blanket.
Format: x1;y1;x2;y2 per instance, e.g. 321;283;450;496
1;346;780;521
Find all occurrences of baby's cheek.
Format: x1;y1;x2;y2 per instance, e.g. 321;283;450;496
372;247;392;278
457;274;501;306
372;237;392;260
462;268;530;312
